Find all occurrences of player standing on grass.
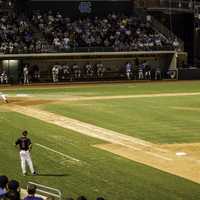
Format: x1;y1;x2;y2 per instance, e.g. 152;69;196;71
0;92;8;103
15;130;37;176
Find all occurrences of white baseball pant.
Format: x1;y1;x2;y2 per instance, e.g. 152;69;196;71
19;150;35;174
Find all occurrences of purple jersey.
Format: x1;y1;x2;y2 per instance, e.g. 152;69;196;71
24;196;43;200
15;137;31;151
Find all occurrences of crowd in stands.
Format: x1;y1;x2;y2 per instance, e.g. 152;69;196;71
0;175;105;200
0;11;50;54
0;0;181;54
0;0;14;10
0;175;20;200
32;11;176;52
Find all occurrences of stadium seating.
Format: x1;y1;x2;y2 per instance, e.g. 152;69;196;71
0;0;179;54
0;175;105;200
31;11;175;53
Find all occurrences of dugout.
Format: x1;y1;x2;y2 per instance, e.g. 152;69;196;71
0;51;185;84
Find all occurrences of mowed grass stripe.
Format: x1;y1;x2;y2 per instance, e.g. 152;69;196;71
0;111;199;200
40;95;200;144
2;81;200;97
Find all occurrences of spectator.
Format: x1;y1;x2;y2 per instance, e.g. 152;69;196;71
0;8;177;54
173;38;180;51
6;180;20;200
31;11;175;53
76;196;87;200
0;176;8;198
24;185;43;200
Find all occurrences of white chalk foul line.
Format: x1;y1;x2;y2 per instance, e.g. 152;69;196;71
122;143;173;161
35;143;80;162
8;105;172;161
145;151;173;161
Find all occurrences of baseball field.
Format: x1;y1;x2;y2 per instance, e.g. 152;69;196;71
0;80;200;200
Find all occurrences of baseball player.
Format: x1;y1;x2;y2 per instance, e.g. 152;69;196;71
155;67;162;80
15;130;37;176
72;63;81;79
52;64;59;83
138;63;145;80
145;64;151;80
126;62;132;80
96;62;105;78
23;65;29;84
0;71;8;84
85;62;93;78
0;92;8;103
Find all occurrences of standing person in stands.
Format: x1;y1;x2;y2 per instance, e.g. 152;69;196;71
15;130;37;176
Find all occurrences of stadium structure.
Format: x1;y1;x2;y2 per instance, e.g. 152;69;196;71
0;1;200;200
0;0;200;83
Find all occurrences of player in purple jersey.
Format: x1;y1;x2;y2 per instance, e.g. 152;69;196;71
15;130;37;176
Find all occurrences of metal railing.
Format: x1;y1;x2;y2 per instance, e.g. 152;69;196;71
28;182;62;200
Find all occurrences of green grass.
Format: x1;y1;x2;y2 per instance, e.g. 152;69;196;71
2;81;200;97
40;95;200;144
0;111;199;200
1;81;200;199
